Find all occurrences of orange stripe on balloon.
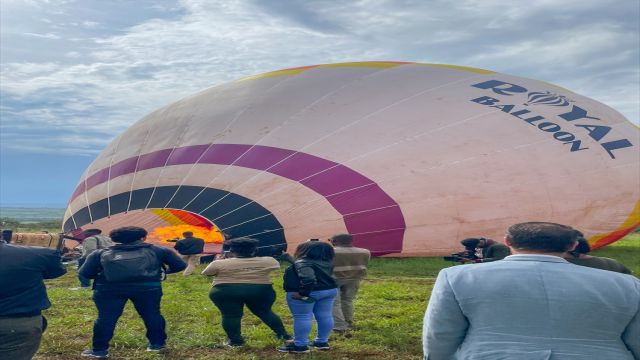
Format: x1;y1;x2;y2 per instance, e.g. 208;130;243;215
589;200;640;249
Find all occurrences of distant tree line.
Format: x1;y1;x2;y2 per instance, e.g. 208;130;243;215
0;218;63;233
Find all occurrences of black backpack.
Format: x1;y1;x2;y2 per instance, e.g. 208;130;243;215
99;247;161;283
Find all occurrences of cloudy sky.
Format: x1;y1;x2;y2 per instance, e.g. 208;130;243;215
1;0;638;207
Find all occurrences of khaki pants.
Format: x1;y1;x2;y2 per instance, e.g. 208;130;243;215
332;278;362;331
0;315;43;360
180;254;201;276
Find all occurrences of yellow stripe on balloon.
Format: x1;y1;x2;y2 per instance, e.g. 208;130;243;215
237;61;496;83
150;208;185;226
237;65;318;82
589;200;640;249
415;63;495;74
320;61;409;69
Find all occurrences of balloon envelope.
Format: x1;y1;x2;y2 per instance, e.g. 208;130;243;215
63;61;640;256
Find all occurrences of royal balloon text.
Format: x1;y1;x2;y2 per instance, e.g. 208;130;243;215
470;80;633;159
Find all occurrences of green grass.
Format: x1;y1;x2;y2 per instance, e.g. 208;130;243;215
31;233;639;359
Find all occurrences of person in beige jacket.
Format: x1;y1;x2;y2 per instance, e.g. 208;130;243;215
202;237;290;347
330;234;370;333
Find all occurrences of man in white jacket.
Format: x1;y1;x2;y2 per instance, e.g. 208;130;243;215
423;222;639;360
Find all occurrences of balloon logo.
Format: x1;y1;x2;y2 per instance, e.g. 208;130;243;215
525;91;573;107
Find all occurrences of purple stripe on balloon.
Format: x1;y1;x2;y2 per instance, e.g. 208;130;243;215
270;152;338;181
71;183;86;200
109;157;138;179
71;143;405;254
87;169;110;188
343;207;405;233
200;144;247;164
234;146;293;169
138;149;173;171
300;165;373;196
167;144;209;165
328;185;399;214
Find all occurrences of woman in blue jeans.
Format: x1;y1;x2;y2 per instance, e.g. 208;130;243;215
278;240;338;353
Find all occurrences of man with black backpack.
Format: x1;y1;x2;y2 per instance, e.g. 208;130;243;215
78;226;186;359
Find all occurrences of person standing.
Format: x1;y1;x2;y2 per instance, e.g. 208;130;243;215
172;231;205;276
0;239;67;360
278;241;338;353
423;222;639;360
202;237;290;347
75;229;114;289
79;226;186;359
330;233;370;334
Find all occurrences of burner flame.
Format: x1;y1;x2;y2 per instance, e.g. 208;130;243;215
147;224;224;244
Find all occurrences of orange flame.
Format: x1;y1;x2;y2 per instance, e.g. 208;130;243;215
147;225;225;244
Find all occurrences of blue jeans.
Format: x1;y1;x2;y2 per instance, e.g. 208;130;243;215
286;288;337;346
92;286;166;351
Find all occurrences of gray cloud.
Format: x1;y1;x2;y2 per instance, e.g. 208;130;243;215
1;0;637;156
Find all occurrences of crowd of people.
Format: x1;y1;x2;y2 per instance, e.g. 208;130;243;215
0;222;637;359
0;228;371;359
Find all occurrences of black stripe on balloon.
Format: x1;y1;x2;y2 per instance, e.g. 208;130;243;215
63;185;285;256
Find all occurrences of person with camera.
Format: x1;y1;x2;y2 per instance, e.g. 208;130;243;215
202;237;290;347
0;238;66;360
459;237;510;263
564;232;632;274
423;222;640;360
278;240;338;353
78;226;186;358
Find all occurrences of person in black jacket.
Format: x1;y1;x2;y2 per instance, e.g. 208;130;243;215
0;240;66;360
78;226;186;359
278;240;338;353
170;231;205;276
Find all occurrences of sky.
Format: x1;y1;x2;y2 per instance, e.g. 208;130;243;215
1;0;638;208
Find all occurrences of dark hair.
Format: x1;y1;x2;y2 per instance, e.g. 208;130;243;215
84;228;102;236
226;237;259;258
330;233;353;246
460;238;483;249
571;232;591;255
270;243;288;256
294;241;334;261
506;222;577;253
109;226;147;244
183;231;193;237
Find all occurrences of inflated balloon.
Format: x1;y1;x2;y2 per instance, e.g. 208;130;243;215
63;62;640;256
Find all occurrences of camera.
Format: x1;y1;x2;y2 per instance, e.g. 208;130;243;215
443;242;479;263
443;251;478;263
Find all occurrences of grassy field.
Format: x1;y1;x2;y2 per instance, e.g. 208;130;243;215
28;233;639;360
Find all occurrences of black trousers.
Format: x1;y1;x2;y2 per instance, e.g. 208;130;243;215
209;284;288;344
0;315;43;360
92;286;166;351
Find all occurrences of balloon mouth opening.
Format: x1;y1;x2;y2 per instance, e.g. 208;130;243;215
141;208;225;245
64;208;225;253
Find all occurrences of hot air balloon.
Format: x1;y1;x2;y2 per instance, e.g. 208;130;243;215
63;61;640;256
